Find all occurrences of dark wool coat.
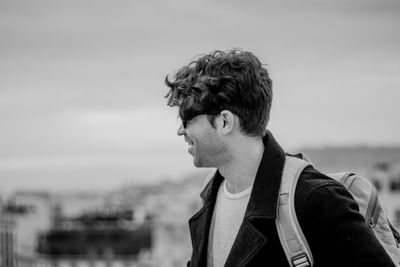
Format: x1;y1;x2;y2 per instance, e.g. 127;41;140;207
187;131;395;267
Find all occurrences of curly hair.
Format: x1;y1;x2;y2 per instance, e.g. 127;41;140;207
165;49;273;137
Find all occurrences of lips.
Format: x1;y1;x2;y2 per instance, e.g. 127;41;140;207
185;138;194;153
185;137;193;146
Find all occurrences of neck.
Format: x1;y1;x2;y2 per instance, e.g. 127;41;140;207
218;135;264;194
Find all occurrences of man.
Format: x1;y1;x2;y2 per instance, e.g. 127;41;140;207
164;49;395;266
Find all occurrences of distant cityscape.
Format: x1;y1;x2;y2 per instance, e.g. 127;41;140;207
0;172;204;267
1;147;400;267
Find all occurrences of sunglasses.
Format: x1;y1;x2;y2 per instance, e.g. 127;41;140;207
181;111;221;128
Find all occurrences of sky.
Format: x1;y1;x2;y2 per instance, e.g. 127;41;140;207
1;0;400;194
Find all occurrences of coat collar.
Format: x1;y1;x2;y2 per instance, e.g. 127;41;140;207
189;130;286;266
199;130;286;219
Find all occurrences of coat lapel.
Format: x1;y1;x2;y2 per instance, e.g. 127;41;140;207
224;131;286;266
188;201;215;266
188;170;223;266
224;218;267;266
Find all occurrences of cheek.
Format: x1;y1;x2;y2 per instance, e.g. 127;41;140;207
203;136;224;154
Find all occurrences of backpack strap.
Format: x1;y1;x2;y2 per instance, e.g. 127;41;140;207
276;156;314;267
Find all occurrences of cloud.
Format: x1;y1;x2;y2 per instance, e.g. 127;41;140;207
1;0;400;192
0;106;195;193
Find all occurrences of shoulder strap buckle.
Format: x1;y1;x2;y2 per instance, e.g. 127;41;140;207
292;253;311;267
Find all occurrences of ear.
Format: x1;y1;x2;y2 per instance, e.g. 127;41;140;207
219;110;235;135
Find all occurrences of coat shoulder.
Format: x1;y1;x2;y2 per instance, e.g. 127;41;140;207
294;166;350;209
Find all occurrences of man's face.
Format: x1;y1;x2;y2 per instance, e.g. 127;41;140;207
177;114;226;168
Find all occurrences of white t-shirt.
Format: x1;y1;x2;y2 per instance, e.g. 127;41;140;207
207;179;253;267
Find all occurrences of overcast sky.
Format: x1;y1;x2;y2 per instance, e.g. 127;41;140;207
1;0;399;194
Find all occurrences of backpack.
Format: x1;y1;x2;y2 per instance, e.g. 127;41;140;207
277;155;400;267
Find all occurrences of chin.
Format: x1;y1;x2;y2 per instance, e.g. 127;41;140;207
193;160;202;168
193;157;204;168
193;159;213;168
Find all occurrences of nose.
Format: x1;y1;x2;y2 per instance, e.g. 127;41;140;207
177;123;186;136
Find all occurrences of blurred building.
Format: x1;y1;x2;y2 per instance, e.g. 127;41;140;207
0;198;50;267
368;162;400;230
145;178;203;267
36;208;153;267
11;192;53;258
0;212;16;267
